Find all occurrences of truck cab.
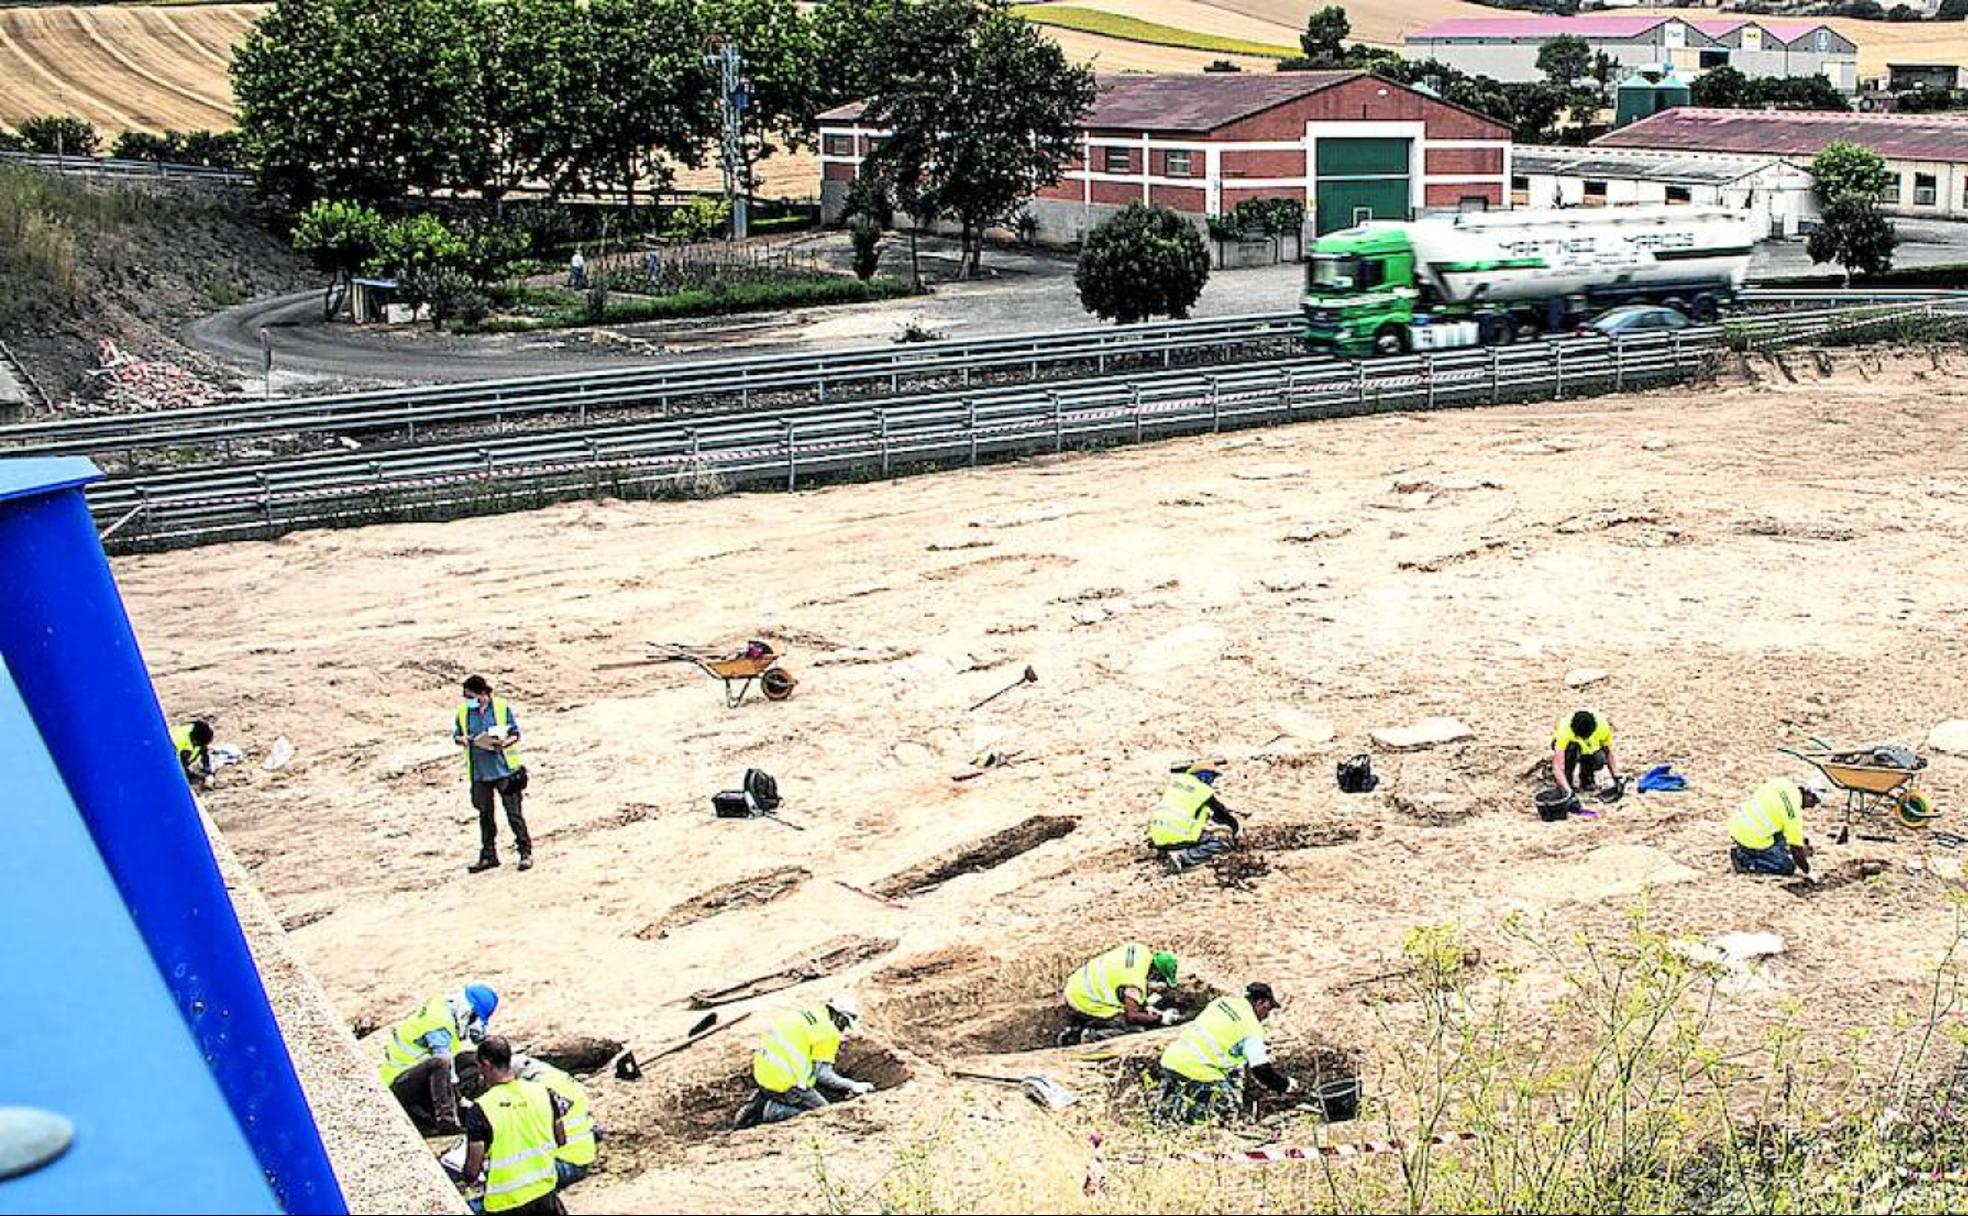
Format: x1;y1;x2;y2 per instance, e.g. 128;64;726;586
1302;226;1421;356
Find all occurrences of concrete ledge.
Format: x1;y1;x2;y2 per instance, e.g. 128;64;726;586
205;813;466;1216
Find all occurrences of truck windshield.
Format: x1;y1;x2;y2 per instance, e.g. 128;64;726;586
1308;254;1361;292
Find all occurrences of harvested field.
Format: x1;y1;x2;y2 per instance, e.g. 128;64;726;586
0;4;258;133
131;348;1968;1211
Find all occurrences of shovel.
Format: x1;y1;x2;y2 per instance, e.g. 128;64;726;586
950;1069;1077;1110
968;665;1037;712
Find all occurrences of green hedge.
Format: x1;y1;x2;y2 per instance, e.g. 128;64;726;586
1757;262;1968;289
472;274;917;332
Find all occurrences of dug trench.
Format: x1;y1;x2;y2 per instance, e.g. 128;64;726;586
598;1043;916;1169
1104;1044;1366;1121
873;815;1079;898
878;957;1227;1058
636;866;812;940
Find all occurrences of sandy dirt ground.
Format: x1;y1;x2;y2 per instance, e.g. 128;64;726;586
122;349;1968;1212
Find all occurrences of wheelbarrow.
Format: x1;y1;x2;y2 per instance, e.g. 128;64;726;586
1781;738;1936;842
600;640;798;708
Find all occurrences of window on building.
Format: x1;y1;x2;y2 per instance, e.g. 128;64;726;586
1700;49;1729;70
822;133;854;158
1103;146;1132;174
1666;185;1693;204
1916;172;1938;206
1459;195;1488;213
1511;174;1529;192
1166;149;1193;177
1881;175;1902;204
1584;179;1608;205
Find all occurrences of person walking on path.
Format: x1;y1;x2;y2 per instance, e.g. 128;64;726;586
455;675;532;873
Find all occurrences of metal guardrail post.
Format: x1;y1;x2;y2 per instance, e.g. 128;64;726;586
1423;356;1435;410
967;401;978;467
1614;337;1625;394
1051;394;1063;453
1489;347;1500;406
1355;362;1367;410
879;411;891;477
1284;369;1298;421
784;422;797;490
1553;344;1565;401
1671;331;1682;375
1133;386;1144;443
1209;378;1221;433
256;473;272;528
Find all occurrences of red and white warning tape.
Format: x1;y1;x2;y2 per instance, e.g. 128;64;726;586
1183;1132;1480;1165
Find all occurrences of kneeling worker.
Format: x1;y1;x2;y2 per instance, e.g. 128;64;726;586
379;984;500;1135
1728;776;1824;876
1148;763;1241;873
1153;982;1295;1123
513;1054;598;1188
1553;710;1623;801
1060;943;1181;1045
174;719;216;787
460;1036;568;1216
733;994;875;1129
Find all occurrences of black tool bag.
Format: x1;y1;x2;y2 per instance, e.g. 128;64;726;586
744;768;781;812
712;790;753;818
1336;754;1379;794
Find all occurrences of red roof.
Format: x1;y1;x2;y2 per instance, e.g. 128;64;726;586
820;71;1505;135
1409;15;1828;45
1595;107;1968;163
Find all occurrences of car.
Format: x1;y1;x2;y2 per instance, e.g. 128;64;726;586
1580;304;1691;338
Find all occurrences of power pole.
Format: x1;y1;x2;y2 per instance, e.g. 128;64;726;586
703;40;751;242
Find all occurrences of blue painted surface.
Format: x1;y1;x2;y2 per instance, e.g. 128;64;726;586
0;459;346;1214
0;659;277;1215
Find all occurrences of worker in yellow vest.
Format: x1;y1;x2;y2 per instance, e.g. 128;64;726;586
1552;710;1624;805
1728;776;1824;876
732;994;875;1130
1058;943;1181;1046
460;1037;568;1216
513;1054;598;1188
455;675;533;873
172;720;215;787
1148;762;1242;873
379;984;499;1135
1153;983;1295;1123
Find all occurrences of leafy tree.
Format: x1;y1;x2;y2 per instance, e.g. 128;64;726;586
1942;0;1968;19
17;115;99;156
453;215;533;284
1203;58;1241;73
1811;140;1893;204
1808;196;1898;285
810;0;903;107
1896;86;1963;113
0;128;24;154
864;0;1094;278
1589;51;1620;91
475;0;583;203
1690;64;1750;109
412;266;488;329
1536;34;1591;87
111;131;180;162
1808;143;1897;284
177;130;245;167
1075;203;1210;324
233;0;487;206
567;0;716;206
291;198;385;316
849;216;882;279
1298;5;1349;68
1887;3;1921;19
703;0;822;220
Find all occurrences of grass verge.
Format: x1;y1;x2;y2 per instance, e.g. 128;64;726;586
1009;4;1295;59
471;273;919;333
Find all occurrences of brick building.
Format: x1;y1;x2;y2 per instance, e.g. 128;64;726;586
816;71;1513;246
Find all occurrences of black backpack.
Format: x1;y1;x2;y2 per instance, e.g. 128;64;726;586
744;768;781;812
1337;754;1379;794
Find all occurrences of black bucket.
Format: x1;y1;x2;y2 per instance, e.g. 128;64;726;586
1313;1077;1361;1123
1535;787;1578;822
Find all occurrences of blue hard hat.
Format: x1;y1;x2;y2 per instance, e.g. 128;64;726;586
1191;769;1219;786
465;984;499;1022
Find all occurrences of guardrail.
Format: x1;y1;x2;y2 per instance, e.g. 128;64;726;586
0;151;249;183
0;312;1306;459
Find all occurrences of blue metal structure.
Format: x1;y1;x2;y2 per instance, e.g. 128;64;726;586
0;457;345;1214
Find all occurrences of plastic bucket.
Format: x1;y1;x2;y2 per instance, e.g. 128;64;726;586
1535;788;1577;822
1314;1077;1361;1123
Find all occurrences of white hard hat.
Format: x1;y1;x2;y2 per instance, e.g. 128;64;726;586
826;992;862;1025
1800;775;1830;799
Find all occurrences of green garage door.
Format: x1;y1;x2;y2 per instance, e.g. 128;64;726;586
1315;137;1411;234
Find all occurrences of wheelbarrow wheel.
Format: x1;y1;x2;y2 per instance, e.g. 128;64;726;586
1896;789;1939;830
761;668;798;702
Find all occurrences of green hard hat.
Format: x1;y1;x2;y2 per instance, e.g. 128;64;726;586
1150;952;1179;985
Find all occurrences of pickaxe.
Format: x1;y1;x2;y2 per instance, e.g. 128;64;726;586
969;665;1037;712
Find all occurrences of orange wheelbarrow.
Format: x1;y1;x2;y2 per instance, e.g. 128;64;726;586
602;640;799;707
1781;738;1936;840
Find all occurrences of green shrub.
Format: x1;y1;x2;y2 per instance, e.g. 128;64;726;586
112;131;181;162
1076;202;1211;324
665;196;731;242
850;217;883;280
471;273;916;331
17;115;99;157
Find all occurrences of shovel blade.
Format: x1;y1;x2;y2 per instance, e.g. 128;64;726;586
1022;1075;1077;1110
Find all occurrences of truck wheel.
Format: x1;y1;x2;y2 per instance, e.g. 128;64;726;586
1372;326;1407;356
1691;294;1719;323
1663;297;1689;319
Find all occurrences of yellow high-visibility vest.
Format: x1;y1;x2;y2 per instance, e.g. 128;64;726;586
1552;713;1613;756
1065;943;1155;1019
171;723;206;771
379;994;464;1086
1729;779;1806;850
479;1078;559;1214
751;1007;842;1094
521;1059;595;1167
1159;996;1261;1084
457;699;524;775
1148;774;1215;847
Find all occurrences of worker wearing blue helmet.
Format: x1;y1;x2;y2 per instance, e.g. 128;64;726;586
1147;761;1243;873
379;983;500;1135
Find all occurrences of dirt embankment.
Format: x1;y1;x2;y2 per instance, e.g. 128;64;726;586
0;167;310;407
